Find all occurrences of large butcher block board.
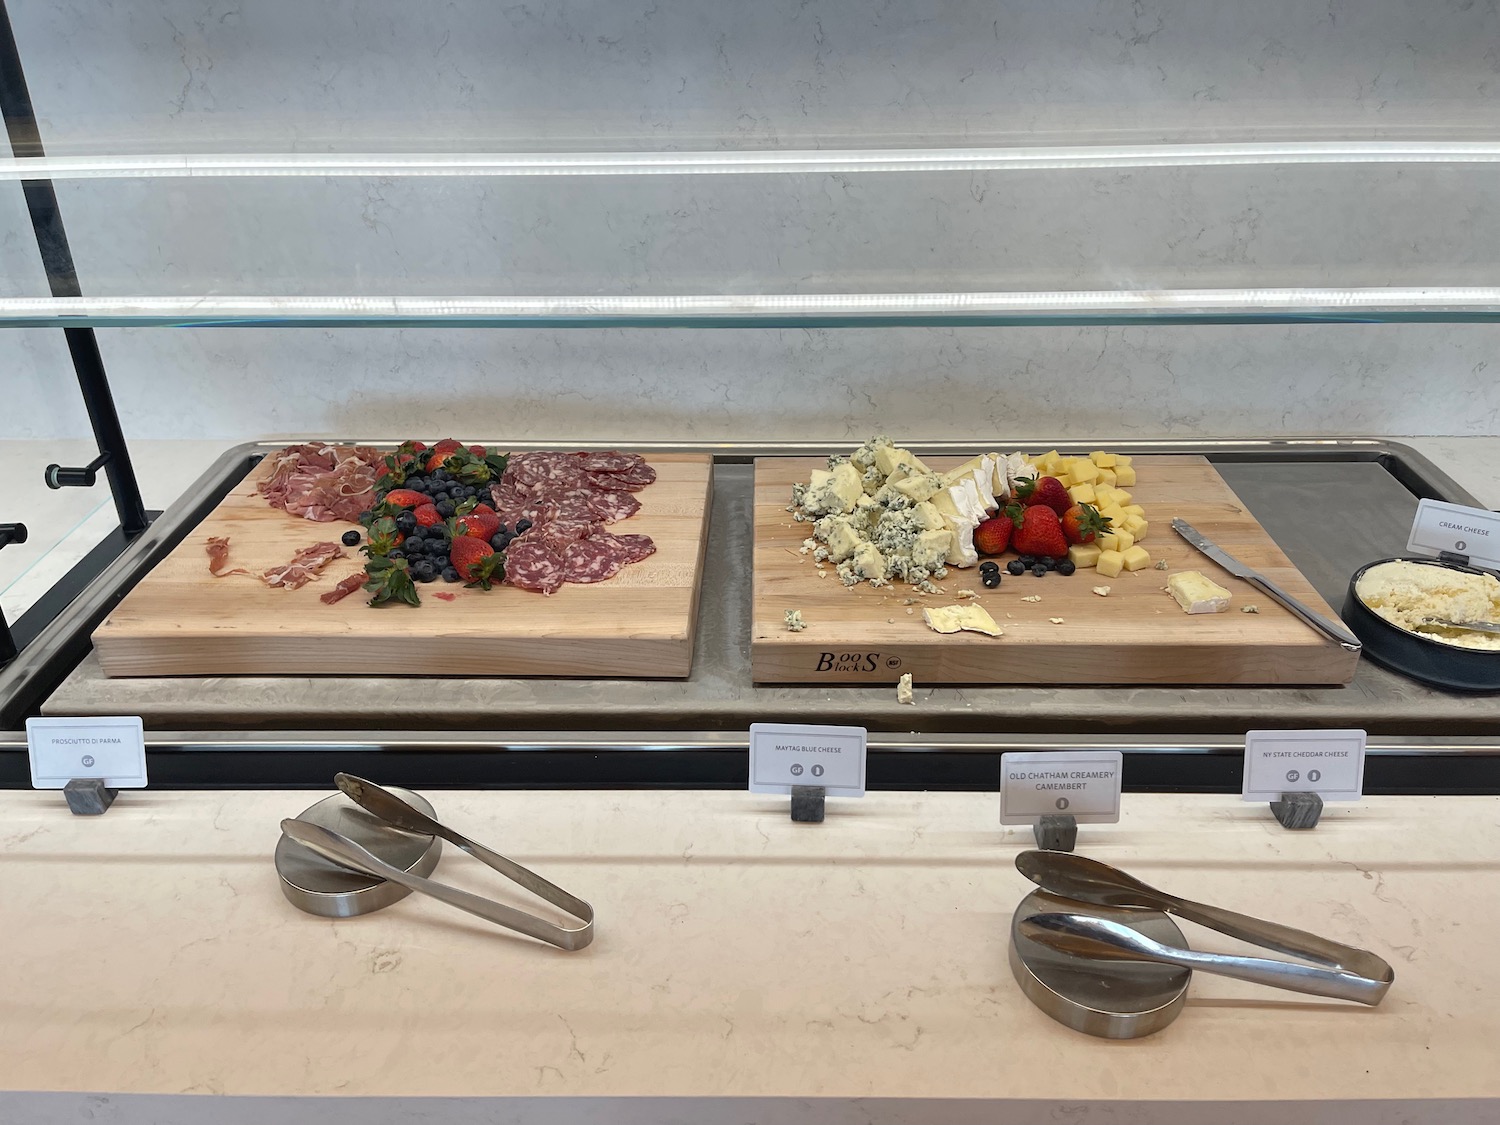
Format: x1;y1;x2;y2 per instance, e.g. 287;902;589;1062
94;453;713;678
752;455;1360;686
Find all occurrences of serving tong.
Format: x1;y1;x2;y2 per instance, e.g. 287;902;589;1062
1015;850;1393;1005
280;773;594;950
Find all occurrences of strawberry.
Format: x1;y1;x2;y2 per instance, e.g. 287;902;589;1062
1015;475;1073;516
454;511;501;541
468;444;487;457
974;514;1014;555
1012;505;1069;559
382;488;428;509
413;504;444;529
365;516;406;557
363;556;419;607
449;535;505;589
471;502;497;517
1061;503;1111;546
425;438;464;471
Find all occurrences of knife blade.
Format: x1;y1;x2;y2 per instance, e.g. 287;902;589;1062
1170;518;1362;651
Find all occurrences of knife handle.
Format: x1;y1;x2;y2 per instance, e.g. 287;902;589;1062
1246;574;1363;651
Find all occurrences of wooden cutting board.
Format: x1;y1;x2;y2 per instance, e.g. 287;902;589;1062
752;455;1360;685
94;453;713;678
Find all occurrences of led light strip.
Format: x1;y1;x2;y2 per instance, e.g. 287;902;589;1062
0;288;1496;325
2;141;1500;180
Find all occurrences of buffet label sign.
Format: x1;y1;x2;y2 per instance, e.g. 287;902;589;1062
26;716;148;789
1242;729;1365;803
749;722;867;797
1407;499;1500;571
1000;751;1123;824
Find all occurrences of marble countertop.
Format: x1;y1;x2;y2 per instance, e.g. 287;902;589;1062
5;435;1497;630
1;787;1497;1120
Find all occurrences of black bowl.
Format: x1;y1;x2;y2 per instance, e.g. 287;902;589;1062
1342;557;1500;693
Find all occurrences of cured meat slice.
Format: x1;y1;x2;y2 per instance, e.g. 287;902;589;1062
205;536;248;577
585;462;656;492
530;519;601;554
504;541;565;595
258;443;382;523
615;462;657;487
561;539;626;584
586;489;641;523
519;499;561;527
261;542;347;590
591;531;656;564
553;488;605;521
585;471;644;493
581;451;643;474
319;572;367;605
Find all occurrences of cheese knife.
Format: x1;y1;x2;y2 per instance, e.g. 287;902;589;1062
1170;518;1362;651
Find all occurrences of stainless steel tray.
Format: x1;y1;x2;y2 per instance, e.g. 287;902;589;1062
2;439;1497;787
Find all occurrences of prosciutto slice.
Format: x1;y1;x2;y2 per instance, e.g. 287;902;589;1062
319;571;368;605
261;542;347;590
258;443;384;523
205;536;248;577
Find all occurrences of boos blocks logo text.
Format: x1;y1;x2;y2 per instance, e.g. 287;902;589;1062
813;651;902;673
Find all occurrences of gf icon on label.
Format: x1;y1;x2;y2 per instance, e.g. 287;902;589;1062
789;763;804;776
81;754;95;768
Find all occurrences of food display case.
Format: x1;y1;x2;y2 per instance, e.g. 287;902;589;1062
4;2;1500;1121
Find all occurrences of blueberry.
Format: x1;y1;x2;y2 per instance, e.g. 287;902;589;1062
1017;555;1036;567
1057;560;1077;576
490;533;508;550
515;518;533;533
432;491;450;503
1041;557;1055;571
496;523;510;535
982;573;1002;589
413;562;436;582
1007;560;1027;576
358;509;373;525
436;501;456;518
406;539;427;556
407;478;428;493
1032;563;1047;577
395;513;416;535
389;549;405;561
433;469;451;483
441;567;461;582
341;530;361;547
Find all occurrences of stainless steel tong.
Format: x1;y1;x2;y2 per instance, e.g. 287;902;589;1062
280;774;594;950
1016;850;1393;1005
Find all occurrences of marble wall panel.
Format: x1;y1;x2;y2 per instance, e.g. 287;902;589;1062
4;0;1498;439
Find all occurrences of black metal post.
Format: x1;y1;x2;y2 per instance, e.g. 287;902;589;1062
0;0;149;537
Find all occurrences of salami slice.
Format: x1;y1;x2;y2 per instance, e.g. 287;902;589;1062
532;519;600;554
586;489;641;523
616;462;657;487
504;541;565;594
518;499;561;527
581;451;643;474
591;530;656;563
585;470;643;493
561;539;627;584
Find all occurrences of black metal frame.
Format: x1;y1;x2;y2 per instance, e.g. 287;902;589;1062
2;742;1497;794
0;0;150;664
